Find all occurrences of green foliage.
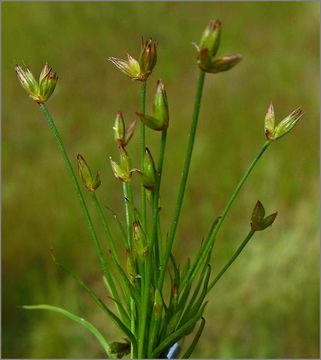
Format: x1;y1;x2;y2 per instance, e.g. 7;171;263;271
2;1;319;358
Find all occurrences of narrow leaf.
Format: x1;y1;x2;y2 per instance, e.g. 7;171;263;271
23;304;111;357
181;317;206;359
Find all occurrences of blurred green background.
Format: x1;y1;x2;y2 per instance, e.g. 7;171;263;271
2;1;319;358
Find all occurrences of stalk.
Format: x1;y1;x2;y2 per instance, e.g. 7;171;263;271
122;182;132;247
187;141;271;283
140;81;147;231
137;81;148;358
207;229;255;293
139;129;168;357
90;192;120;263
158;70;206;290
38;103;128;324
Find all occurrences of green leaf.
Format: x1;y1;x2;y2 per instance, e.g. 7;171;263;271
152;302;207;358
22;304;111;357
180;264;211;325
181;317;206;358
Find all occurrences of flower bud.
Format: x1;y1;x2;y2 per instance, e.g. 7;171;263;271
15;63;58;103
77;154;101;192
113;112;126;146
153;80;169;127
251;200;278;231
109;148;131;182
136;80;169;131
142;147;157;190
204;54;242;74
133;221;148;260
264;105;303;141
139;38;157;79
198;19;221;69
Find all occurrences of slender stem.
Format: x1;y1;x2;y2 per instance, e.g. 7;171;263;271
122;182;132;247
38;104;106;274
140;81;147;231
207;229;255;293
38;103;128;324
158;70;206;290
130;298;135;358
139;129;168;357
90;192;120;263
188;141;271;282
152;129;168;268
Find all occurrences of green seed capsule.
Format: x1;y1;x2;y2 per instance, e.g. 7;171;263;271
77;154;101;192
113;112;126;146
142;147;157;190
250;200;278;231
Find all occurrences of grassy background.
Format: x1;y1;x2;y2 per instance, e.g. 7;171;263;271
2;1;319;358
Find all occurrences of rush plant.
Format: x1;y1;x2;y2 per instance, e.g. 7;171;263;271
16;20;302;359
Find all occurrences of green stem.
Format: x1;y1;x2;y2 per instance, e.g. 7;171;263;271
122;182;132;247
38;103;127;324
152;130;168;270
188;141;271;282
130;298;135;358
138;81;149;358
38;103;106;274
90;192;120;263
140;81;147;231
139;129;168;357
207;229;255;293
158;70;206;290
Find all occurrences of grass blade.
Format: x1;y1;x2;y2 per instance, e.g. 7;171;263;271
152;301;207;358
22;304;111;357
181;317;206;358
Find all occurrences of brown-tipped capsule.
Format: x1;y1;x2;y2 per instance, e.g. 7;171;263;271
142;147;157;190
205;54;243;74
15;63;58;103
136;80;169;131
251;200;278;231
197;19;242;74
38;63;58;102
153;80;169;128
139;38;157;80
77;154;101;192
113;112;126;146
198;19;222;68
